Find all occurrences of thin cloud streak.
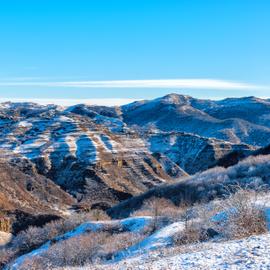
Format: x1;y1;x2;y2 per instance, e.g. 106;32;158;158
0;79;263;89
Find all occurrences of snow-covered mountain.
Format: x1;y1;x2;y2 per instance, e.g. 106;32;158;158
0;94;269;219
0;103;180;209
122;94;270;146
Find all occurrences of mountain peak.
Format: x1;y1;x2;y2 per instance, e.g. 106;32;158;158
159;93;192;104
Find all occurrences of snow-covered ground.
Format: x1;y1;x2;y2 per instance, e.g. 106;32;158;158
112;221;186;262
6;194;270;270
97;233;270;270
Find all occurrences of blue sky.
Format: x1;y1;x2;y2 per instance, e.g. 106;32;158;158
0;0;269;105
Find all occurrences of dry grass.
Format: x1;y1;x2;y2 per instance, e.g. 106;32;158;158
0;248;14;269
174;223;207;245
102;232;144;255
0;210;110;267
16;231;145;270
132;197;186;220
87;209;111;221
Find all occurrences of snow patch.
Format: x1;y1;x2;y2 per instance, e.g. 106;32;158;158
112;221;185;262
17;121;32;128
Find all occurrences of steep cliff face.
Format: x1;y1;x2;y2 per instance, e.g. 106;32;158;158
0;159;73;212
0;159;74;233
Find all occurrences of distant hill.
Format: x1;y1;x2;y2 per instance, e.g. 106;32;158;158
122;94;270;146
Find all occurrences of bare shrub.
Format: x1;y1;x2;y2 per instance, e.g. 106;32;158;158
174;222;208;245
199;187;269;241
174;188;268;246
3;211;110;267
11;218;76;253
229;207;267;239
11;226;44;252
17;230;145;269
11;210;110;251
102;232;144;255
0;248;15;269
132;197;185;221
220;188;268;239
86;209;111;221
17;232;108;269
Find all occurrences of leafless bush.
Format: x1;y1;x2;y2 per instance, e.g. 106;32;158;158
220;188;268;239
102;232;144;256
132;197;171;233
174;188;268;246
174;222;209;245
17;232;107;269
132;197;186;220
11;210;110;251
0;248;15;269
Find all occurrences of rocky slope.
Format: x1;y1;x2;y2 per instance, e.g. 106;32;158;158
0;158;74;233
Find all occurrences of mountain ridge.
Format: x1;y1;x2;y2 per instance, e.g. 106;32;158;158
0;93;269;223
121;93;270;146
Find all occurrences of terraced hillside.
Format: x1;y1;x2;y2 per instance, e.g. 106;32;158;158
0;103;184;210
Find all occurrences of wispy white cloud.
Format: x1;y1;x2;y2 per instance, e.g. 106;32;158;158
0;78;263;89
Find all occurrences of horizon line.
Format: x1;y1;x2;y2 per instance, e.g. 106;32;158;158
0;78;265;90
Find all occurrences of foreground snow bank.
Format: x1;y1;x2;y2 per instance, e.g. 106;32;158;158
103;233;270;270
7;193;270;270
